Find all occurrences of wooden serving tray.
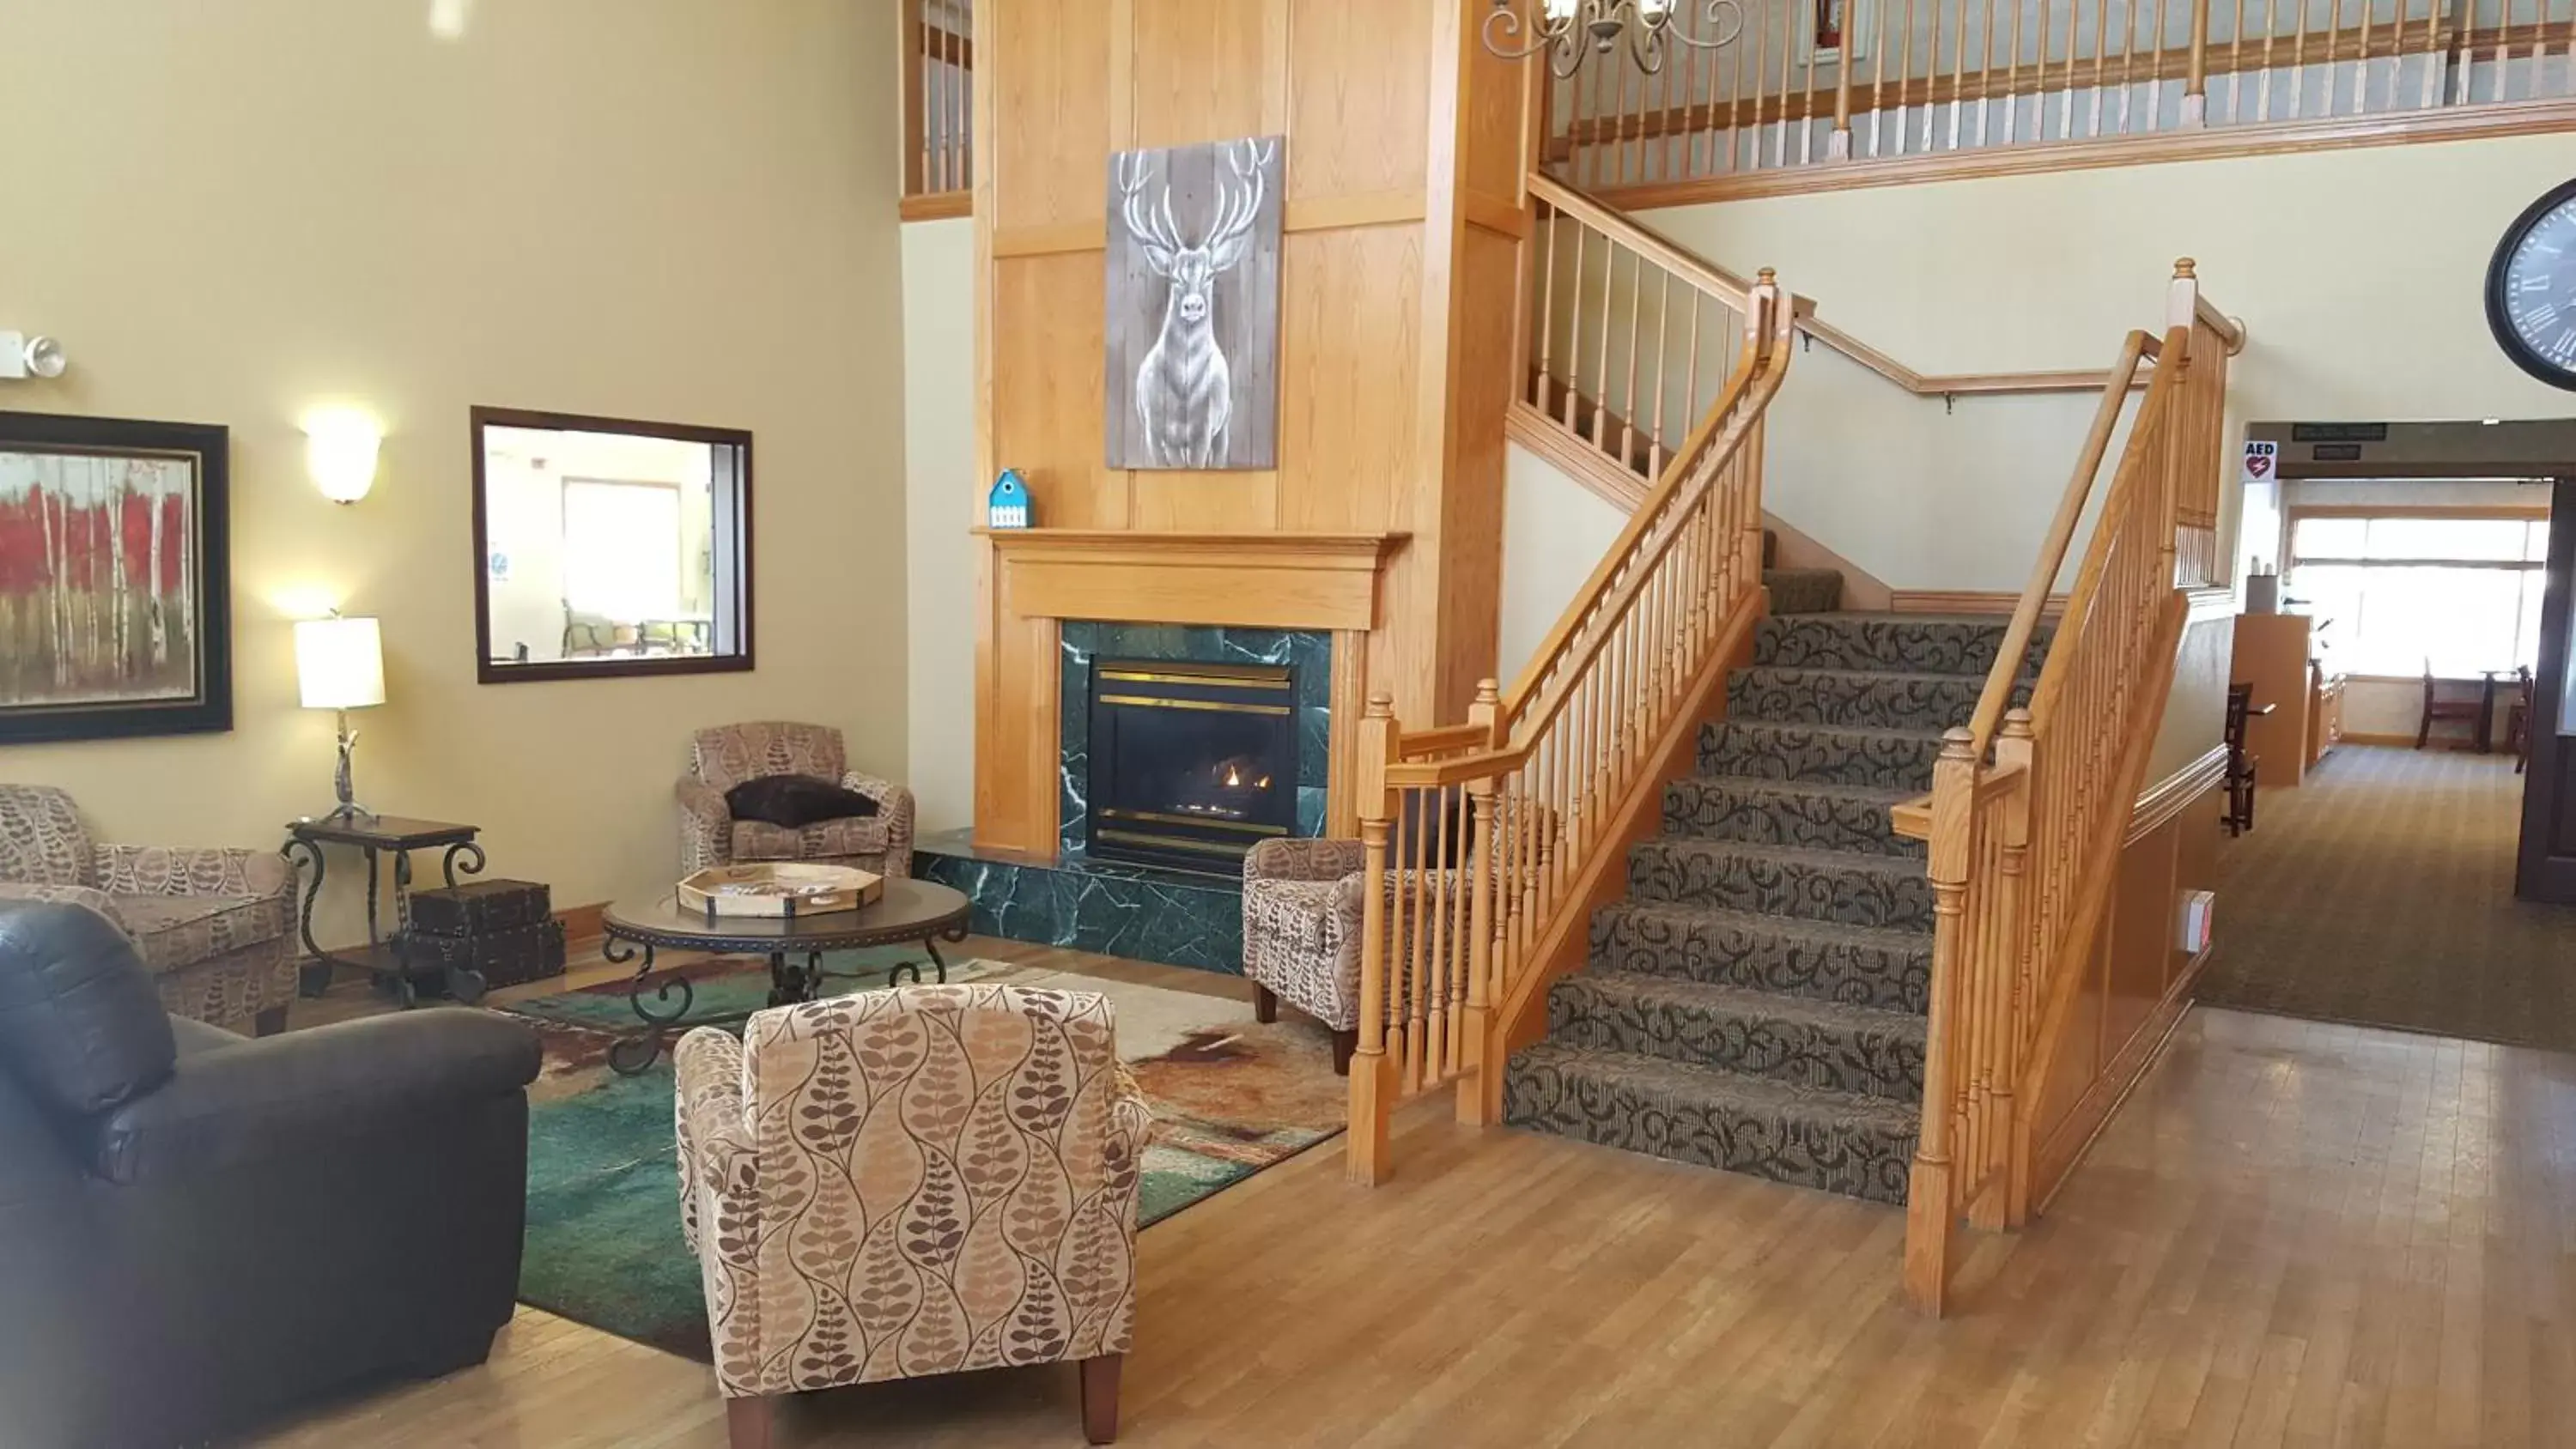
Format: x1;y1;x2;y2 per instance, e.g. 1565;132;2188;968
676;864;886;919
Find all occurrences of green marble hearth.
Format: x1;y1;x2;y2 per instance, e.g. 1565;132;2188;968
918;829;1244;974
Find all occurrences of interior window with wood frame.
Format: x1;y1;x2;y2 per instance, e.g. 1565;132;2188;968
2285;505;2551;680
471;407;752;683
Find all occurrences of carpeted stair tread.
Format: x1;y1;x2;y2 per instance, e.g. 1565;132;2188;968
1728;665;2032;731
1698;719;1951;791
1590;900;1933;1013
1662;773;1924;858
1756;612;2050;678
1629;837;1935;933
1501;1042;1918;1203
1547;971;1926;1098
1761;567;1844;616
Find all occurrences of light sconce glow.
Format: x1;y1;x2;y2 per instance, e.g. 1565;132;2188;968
302;408;382;505
429;0;471;39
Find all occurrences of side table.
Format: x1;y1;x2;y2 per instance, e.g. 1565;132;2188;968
282;815;488;1007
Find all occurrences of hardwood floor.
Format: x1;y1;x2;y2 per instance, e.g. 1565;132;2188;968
254;985;2576;1446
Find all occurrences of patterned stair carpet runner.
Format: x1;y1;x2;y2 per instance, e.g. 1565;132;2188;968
1503;610;2046;1204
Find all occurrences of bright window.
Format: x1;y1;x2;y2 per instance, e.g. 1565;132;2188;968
562;480;683;621
2287;512;2550;677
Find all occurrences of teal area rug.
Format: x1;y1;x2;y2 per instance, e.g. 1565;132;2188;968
506;949;1345;1361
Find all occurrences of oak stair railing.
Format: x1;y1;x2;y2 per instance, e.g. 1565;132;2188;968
1893;259;2239;1313
1553;0;2576;199
1344;199;1803;1183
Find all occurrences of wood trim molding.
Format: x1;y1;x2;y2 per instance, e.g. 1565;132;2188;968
989;190;1435;260
980;530;1411;632
1890;589;2071;616
2184;585;2239;621
2129;743;2228;845
901;191;973;222
993;221;1107;258
1592;97;2576;211
1289;190;1431;232
1462;186;1527;239
1506;401;1648;512
2287;502;2552;521
2338;731;2423;747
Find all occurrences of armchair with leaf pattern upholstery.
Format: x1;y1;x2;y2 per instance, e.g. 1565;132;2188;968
675;721;915;879
1242;801;1558;1076
673;983;1152;1447
0;785;298;1035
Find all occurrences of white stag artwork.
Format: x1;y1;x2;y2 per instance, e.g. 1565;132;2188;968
1105;136;1283;471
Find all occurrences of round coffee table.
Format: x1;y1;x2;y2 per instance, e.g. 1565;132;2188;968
595;877;970;1074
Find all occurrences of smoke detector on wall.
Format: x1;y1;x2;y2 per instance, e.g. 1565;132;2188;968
0;332;67;381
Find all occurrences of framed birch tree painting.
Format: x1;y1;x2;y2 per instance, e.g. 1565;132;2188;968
1104;135;1285;470
0;411;231;743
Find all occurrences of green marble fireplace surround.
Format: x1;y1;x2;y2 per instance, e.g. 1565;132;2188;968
918;621;1336;974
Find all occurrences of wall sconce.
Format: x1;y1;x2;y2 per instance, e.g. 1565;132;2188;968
0;331;67;380
302;408;382;504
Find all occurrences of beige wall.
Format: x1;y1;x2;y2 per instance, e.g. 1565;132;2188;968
1498;443;1628;687
1643;133;2576;591
902;218;977;836
0;0;908;940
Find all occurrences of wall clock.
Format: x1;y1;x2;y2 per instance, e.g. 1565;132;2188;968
2487;176;2576;391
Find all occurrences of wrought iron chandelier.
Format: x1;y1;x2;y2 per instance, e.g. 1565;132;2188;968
1480;0;1744;78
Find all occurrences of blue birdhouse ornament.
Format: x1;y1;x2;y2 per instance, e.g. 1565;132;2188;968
987;470;1033;530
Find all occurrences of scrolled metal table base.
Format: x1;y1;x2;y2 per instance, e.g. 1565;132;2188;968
598;925;964;1076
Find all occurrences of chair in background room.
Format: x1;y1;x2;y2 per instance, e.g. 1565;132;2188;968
0;901;540;1447
2508;666;2537;773
676;721;916;878
2224;682;2261;836
674;984;1151;1448
0;785;299;1035
2417;663;2486;750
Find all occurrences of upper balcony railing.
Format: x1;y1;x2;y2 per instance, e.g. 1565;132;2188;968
1553;0;2576;200
902;0;974;218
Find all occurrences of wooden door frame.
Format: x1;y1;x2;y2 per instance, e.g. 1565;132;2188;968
2516;478;2576;903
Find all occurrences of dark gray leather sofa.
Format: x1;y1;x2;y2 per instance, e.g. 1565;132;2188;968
0;901;541;1447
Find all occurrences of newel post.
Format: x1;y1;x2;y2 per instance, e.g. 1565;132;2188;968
1348;692;1401;1185
1457;680;1504;1127
1905;729;1978;1315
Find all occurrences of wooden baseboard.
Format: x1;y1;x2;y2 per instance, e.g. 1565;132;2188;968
1890;589;2070;616
2336;731;2417;747
1763;512;1893;610
901;191;971;221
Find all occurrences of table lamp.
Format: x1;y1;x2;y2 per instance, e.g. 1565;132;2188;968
295;614;385;822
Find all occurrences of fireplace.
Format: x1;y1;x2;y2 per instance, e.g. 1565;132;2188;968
1084;658;1299;873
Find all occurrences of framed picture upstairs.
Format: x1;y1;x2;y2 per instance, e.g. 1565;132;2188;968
0;410;232;743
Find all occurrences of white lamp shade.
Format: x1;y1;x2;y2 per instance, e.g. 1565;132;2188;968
295;616;386;710
303;411;382;503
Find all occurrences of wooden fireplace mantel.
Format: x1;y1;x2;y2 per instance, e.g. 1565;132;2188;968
975;529;1410;633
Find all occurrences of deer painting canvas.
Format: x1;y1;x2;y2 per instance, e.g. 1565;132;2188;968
1105;136;1284;471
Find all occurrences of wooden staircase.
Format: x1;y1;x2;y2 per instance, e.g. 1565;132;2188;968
1504;610;2043;1203
1341;166;2243;1319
